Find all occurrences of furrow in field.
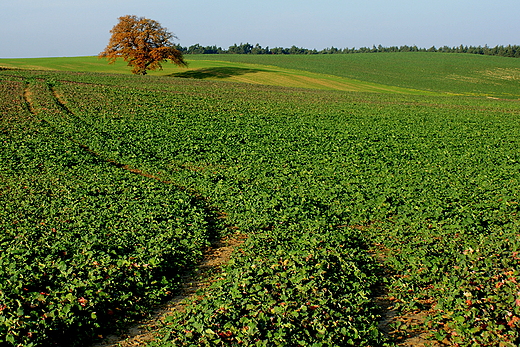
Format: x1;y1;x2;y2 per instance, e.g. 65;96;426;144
22;82;38;116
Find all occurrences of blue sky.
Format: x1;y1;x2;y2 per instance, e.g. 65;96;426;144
1;0;519;58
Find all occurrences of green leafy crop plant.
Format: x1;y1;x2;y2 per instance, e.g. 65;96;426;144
1;63;520;346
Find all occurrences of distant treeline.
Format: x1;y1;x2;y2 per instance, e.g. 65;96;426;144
175;43;520;58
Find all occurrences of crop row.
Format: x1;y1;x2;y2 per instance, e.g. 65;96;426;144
151;226;385;346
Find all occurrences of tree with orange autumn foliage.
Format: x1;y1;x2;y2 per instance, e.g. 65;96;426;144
99;15;187;75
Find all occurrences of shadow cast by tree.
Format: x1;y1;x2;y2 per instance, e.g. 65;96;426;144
170;67;264;79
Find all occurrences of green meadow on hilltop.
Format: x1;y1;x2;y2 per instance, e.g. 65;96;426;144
2;52;519;97
186;53;520;97
1;53;520;346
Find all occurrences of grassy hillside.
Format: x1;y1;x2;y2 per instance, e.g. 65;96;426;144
0;56;429;95
2;53;519;97
190;53;520;98
0;56;129;74
168;59;430;94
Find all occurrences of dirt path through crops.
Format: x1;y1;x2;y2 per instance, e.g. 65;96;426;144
370;243;448;347
95;236;445;347
23;83;37;115
92;232;245;347
44;88;247;346
378;301;447;346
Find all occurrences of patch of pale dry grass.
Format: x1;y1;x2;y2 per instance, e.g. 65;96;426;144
482;67;520;80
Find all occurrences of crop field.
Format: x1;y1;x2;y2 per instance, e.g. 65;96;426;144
1;53;520;346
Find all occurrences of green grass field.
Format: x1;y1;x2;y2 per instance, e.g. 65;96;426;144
1;54;520;346
187;53;520;98
2;53;519;97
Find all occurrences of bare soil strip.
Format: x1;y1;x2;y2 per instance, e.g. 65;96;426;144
371;243;447;347
23;83;37;115
378;297;447;346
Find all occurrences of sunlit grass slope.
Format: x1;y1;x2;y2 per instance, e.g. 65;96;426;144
0;56;131;74
2;53;519;97
0;56;426;94
168;59;431;94
191;53;520;98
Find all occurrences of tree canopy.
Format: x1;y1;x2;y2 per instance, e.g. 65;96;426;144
177;42;520;58
99;15;187;75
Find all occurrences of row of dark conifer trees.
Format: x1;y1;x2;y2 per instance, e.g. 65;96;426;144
175;43;520;58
